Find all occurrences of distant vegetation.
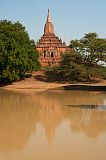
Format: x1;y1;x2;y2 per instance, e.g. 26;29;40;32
0;20;40;83
45;33;106;82
0;20;105;83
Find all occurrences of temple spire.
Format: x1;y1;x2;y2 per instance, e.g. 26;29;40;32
47;9;51;22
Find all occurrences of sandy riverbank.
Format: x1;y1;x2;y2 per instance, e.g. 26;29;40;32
0;71;106;91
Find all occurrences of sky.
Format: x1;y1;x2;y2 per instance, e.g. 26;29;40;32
0;0;106;45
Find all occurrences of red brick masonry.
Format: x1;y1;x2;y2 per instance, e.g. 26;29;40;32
36;9;72;67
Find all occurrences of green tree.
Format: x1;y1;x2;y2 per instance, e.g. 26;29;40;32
69;33;106;80
70;33;106;66
58;33;106;81
0;20;40;82
59;52;88;81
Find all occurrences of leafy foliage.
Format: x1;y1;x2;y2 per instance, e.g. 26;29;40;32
0;20;40;82
59;52;88;81
69;33;106;65
57;33;106;81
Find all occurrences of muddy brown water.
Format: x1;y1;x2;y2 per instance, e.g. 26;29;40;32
0;89;106;160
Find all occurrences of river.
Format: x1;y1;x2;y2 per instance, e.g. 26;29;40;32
0;89;106;160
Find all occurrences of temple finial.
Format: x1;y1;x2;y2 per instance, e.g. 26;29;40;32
47;9;51;22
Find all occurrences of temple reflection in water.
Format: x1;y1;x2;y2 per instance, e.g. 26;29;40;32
0;89;106;153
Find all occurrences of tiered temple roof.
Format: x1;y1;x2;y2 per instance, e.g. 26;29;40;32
37;9;67;48
36;9;72;66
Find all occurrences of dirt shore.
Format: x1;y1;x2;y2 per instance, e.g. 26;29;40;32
0;71;106;91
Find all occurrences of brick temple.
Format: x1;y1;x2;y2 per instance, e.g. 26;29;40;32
36;9;72;66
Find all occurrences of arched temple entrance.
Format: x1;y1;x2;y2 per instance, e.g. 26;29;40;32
51;52;54;57
44;51;46;57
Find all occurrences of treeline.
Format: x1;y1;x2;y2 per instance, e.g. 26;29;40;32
0;20;106;83
0;20;40;83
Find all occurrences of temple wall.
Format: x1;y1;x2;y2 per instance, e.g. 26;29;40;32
36;46;72;67
39;57;62;67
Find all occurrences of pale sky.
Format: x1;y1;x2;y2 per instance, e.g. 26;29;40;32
0;0;106;44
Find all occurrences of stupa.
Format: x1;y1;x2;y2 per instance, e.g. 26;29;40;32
36;9;72;66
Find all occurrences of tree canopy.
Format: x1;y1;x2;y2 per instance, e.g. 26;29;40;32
58;33;106;81
0;20;40;82
69;33;106;65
